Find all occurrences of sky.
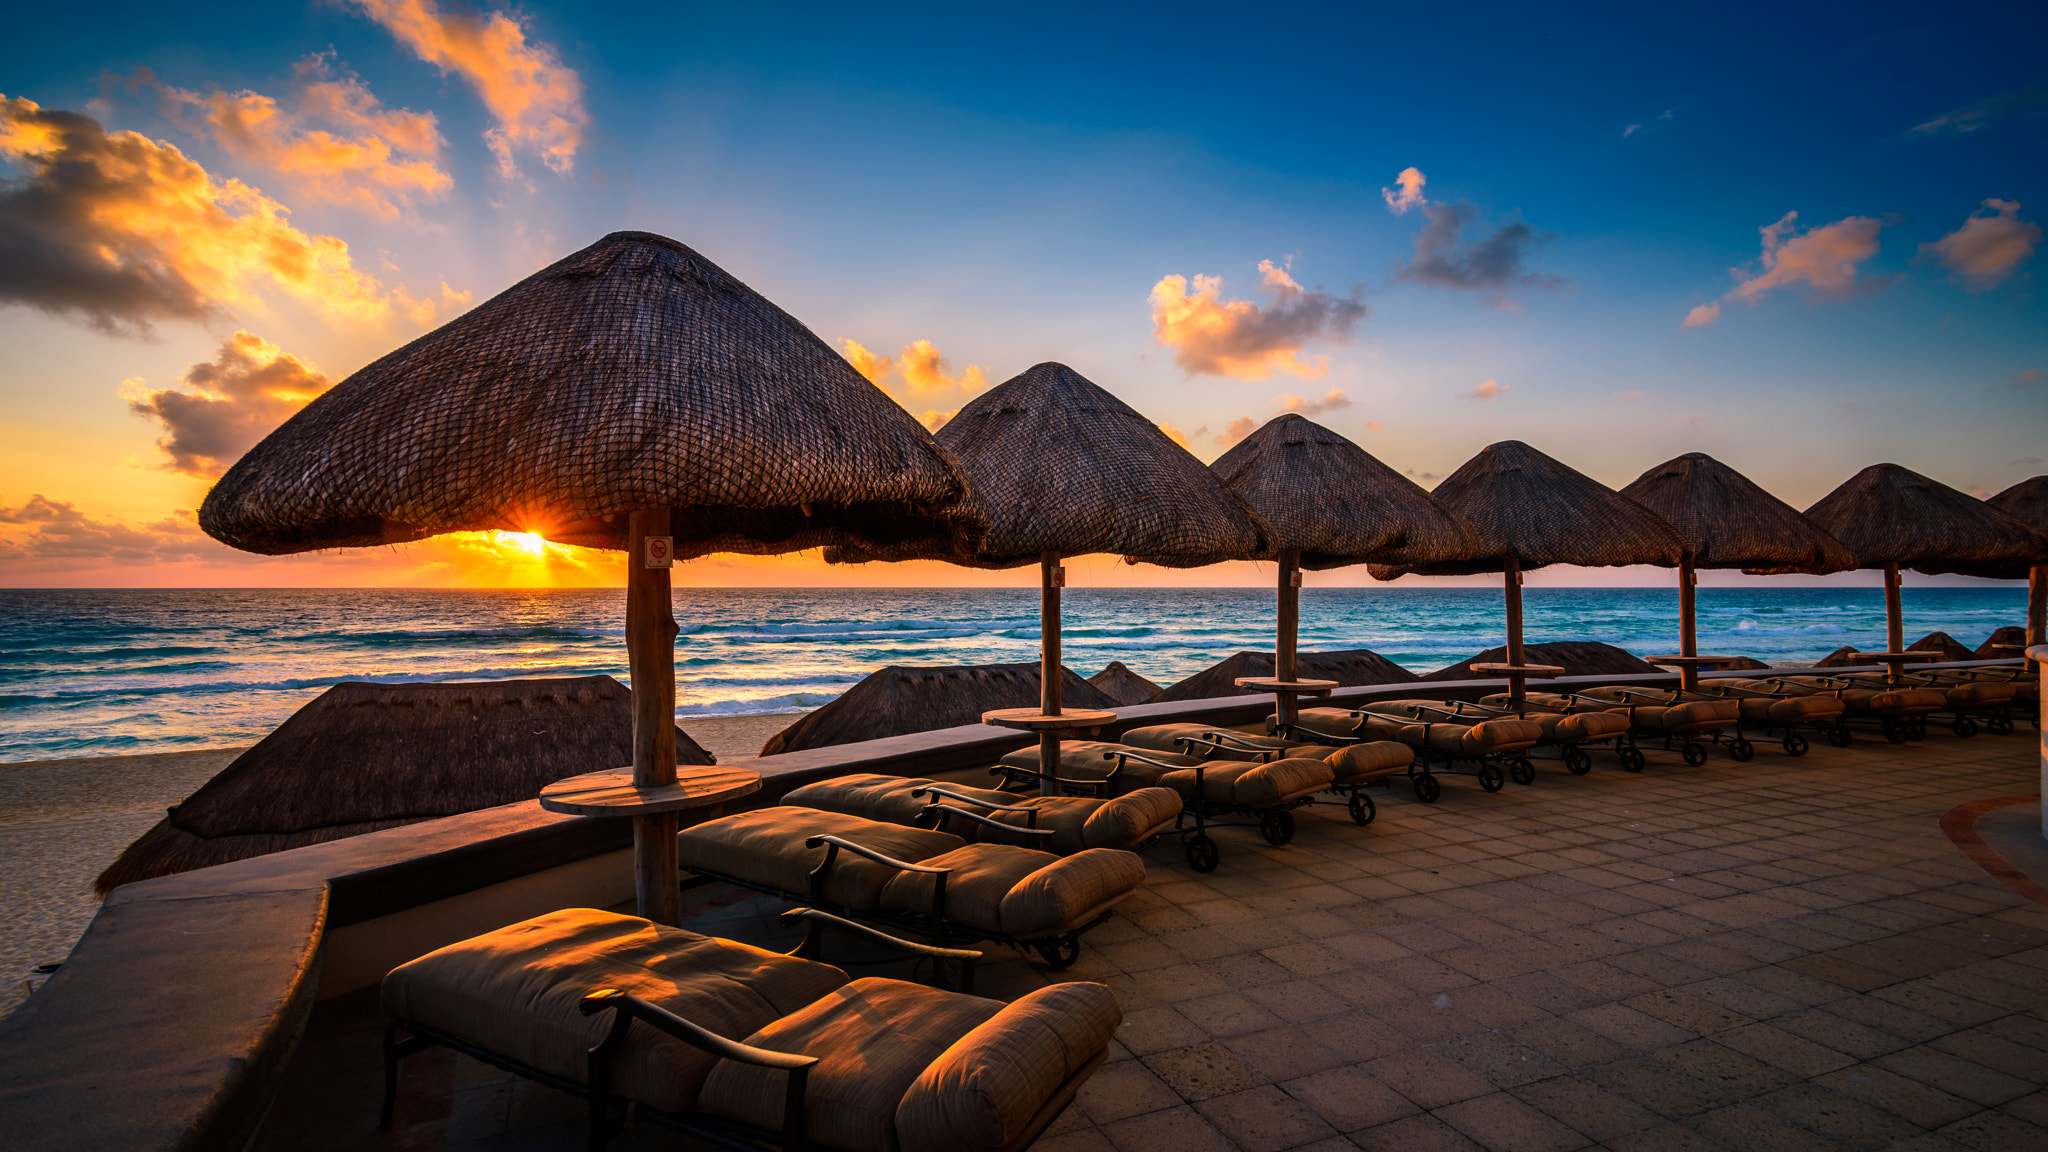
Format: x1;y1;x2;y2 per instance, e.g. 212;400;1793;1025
1;0;2043;589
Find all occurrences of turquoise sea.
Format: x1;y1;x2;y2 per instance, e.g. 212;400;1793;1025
0;585;2027;761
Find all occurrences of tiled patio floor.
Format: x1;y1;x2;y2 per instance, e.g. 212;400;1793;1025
258;724;2048;1152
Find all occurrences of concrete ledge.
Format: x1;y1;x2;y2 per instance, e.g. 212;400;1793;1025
3;661;2020;1151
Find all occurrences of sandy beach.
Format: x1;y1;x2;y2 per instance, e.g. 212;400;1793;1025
0;712;796;1014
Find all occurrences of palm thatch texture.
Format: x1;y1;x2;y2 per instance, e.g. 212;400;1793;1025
1211;414;1480;720
1156;649;1421;703
1619;453;1855;686
1979;626;2028;657
829;362;1266;792
1419;641;1663;682
760;664;1120;754
1088;661;1163;706
96;677;710;894
1988;477;2048;644
1370;441;1686;699
1907;632;1978;662
197;230;977;924
1796;464;2048;670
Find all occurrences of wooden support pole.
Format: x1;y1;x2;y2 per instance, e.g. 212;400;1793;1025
628;508;681;926
2029;565;2046;648
1884;562;1904;684
1678;557;1699;691
1277;549;1301;726
1040;551;1062;797
1505;557;1525;702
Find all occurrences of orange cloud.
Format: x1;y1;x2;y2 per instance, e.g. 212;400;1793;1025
1158;423;1195;452
838;337;891;384
125;331;332;477
1382;167;1426;213
158;55;450;218
0;495;215;563
1276;388;1350;416
1220;415;1256;445
915;409;958;433
1150;260;1366;381
0;95;462;335
1688;211;1888;326
351;0;587;178
1921;198;2039;291
897;338;987;395
1466;379;1509;401
1364;421;1383;431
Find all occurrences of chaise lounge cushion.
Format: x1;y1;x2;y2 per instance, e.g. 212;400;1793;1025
1075;787;1182;851
784;774;936;827
897;981;1123;1152
1292;708;1363;740
1476;696;1633;741
1323;741;1412;784
785;772;1180;855
1158;756;1333;806
702;978;1003;1152
677;808;963;908
998;741;1198;793
381;909;848;1115
880;846;1145;939
1118;723;1320;761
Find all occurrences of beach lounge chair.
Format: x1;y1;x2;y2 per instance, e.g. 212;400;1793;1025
1666;679;1848;755
1759;674;1949;744
1289;704;1543;799
675;807;1143;968
783;772;1182;855
1437;696;1636;775
1841;669;2024;737
381;907;1118;1152
1541;687;1744;766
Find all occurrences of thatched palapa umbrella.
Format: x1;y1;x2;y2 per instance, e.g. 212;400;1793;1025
1210;413;1479;722
1795;464;2048;675
830;362;1264;791
1619;453;1855;686
201;231;976;923
760;663;1121;754
1986;477;2048;645
1370;441;1687;699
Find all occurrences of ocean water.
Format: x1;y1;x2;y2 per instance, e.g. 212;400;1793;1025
0;585;2027;762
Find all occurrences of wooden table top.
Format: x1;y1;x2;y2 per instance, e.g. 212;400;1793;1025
981;707;1118;731
1233;677;1338;694
1467;663;1566;678
538;766;762;817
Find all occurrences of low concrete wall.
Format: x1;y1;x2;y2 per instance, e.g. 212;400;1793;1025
2;662;2022;1151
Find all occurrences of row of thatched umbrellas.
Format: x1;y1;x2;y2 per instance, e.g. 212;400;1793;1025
199;231;2048;923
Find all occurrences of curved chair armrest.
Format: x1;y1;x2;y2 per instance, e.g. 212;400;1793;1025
1104;749;1193;771
1174;733;1277;762
1273;725;1352;746
581;989;818;1070
779;908;983;992
923;802;1057;841
987;763;1115;797
806;834;948;874
913;785;1037;816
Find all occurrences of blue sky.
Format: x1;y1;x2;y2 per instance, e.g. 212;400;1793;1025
0;0;2042;586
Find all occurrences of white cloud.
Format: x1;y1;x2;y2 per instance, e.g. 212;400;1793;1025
1921;199;2039;291
1381;167;1425;214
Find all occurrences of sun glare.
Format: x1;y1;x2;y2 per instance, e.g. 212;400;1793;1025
498;531;548;554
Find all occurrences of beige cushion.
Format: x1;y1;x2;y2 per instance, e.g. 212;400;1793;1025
1324;741;1412;784
1451;718;1544;754
1159;756;1333;805
1549;710;1633;741
1077;788;1182;850
935;788;1180;855
677;808;962;909
878;844;1144;939
897;982;1122;1152
998;849;1146;938
702;978;1001;1152
999;740;1196;793
785;773;936;827
381;909;847;1116
1759;695;1842;722
1292;707;1363;739
1118;723;1290;760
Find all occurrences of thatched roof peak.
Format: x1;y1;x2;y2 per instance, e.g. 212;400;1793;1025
1087;661;1163;706
902;362;1266;568
1210;414;1481;569
1801;463;2048;575
1370;440;1685;577
1988;476;2048;534
200;230;975;559
1619;452;1855;572
1153;648;1419;703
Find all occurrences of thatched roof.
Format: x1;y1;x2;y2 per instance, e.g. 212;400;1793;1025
200;231;975;560
1419;641;1662;681
1087;661;1162;706
1794;464;2048;576
1209;414;1480;569
1988;477;2048;537
1978;626;2027;656
1618;453;1855;572
1154;649;1419;703
1811;646;1863;668
831;363;1263;568
1369;441;1685;578
97;676;708;893
759;663;1120;754
1907;631;1976;661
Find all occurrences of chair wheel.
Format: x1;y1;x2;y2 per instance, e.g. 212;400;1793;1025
1883;719;1907;744
1478;764;1505;792
1621;747;1646;772
1952;717;1978;738
1260;810;1295;846
1827;725;1853;747
1988;715;2014;736
1729;738;1755;762
1908;717;1928;741
1414;772;1442;803
1184;834;1219;873
1782;732;1808;756
1348;789;1375;825
1035;938;1081;970
1682;743;1708;767
1564;747;1592;775
1508;757;1536;785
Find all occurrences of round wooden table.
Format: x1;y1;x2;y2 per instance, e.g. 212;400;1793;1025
1467;663;1565;679
539;765;762;817
1233;677;1337;696
980;708;1118;732
1649;654;1747;689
